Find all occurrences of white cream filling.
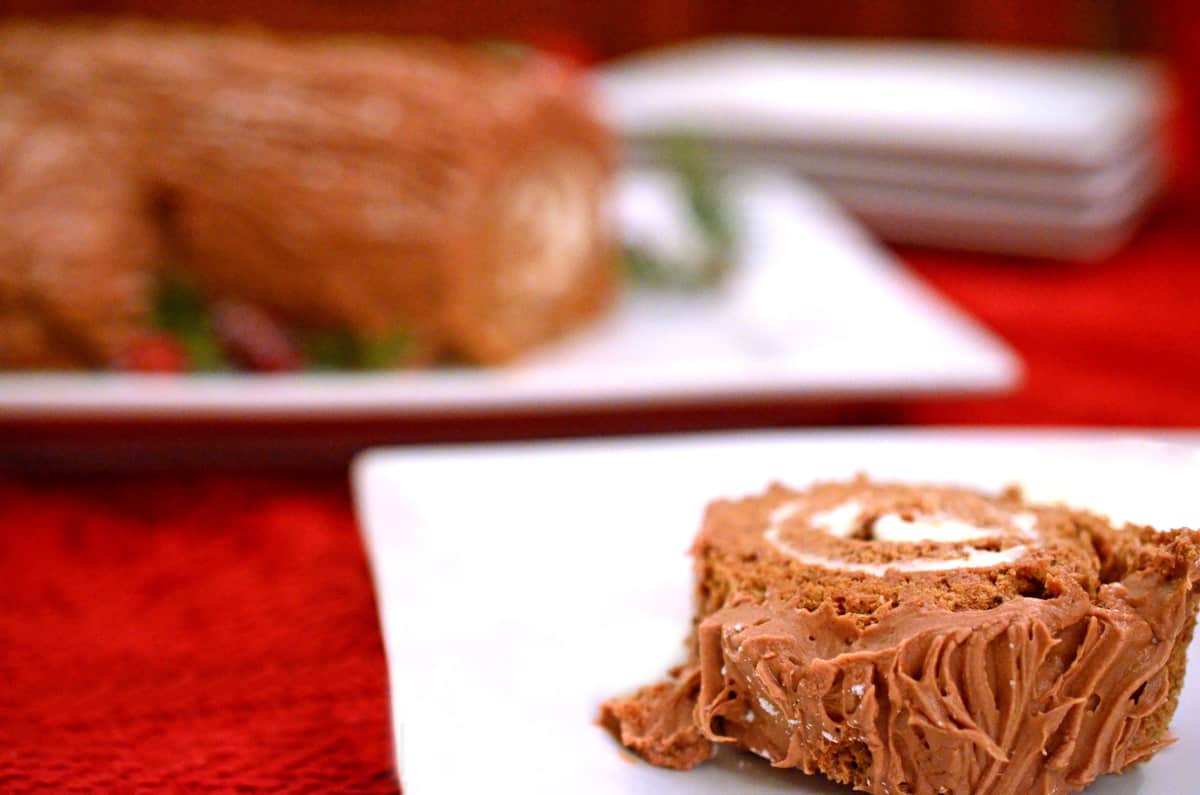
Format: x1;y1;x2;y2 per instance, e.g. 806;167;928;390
764;498;1036;575
807;499;865;538
870;513;995;544
1012;511;1038;538
764;526;1029;575
806;499;1038;544
500;152;596;300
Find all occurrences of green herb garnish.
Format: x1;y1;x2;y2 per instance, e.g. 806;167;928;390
621;245;715;292
623;134;735;292
303;329;359;370
303;327;411;371
360;329;412;370
667;135;734;254
152;278;230;372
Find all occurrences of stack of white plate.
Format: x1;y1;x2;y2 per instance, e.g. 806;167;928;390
597;38;1168;261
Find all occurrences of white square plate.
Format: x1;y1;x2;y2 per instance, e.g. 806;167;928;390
599;39;1164;170
0;171;1015;420
354;430;1200;794
599;40;1166;261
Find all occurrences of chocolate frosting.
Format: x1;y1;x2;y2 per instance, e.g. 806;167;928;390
606;565;1197;794
713;567;1198;793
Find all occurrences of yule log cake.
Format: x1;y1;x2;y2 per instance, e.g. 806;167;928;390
600;477;1200;795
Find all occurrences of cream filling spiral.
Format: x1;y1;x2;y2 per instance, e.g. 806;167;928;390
765;499;1038;575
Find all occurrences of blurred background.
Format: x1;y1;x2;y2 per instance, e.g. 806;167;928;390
2;0;1199;466
0;1;1175;53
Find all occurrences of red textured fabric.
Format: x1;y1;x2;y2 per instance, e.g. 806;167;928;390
897;196;1200;427
0;477;398;794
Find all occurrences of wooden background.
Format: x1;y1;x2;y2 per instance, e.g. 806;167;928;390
0;1;1164;58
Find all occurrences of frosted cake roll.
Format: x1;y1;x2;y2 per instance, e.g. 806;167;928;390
0;22;616;369
601;477;1200;795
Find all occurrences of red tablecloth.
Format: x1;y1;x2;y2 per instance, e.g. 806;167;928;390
4;197;1199;792
0;478;397;794
901;196;1200;427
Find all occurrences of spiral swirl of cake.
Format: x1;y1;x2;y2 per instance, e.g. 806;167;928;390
601;477;1200;795
764;480;1042;576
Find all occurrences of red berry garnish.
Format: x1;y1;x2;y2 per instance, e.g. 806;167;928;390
211;300;302;373
117;332;189;373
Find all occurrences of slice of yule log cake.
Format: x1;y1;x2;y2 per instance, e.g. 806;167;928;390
600;477;1200;795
